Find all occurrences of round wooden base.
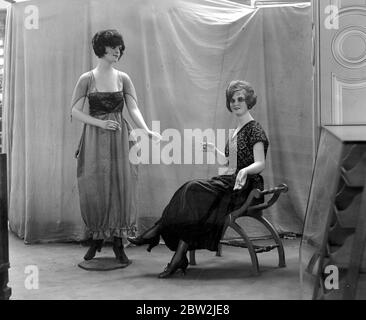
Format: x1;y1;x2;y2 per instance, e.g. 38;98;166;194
78;257;132;271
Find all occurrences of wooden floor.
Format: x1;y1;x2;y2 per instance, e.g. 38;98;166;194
7;233;302;300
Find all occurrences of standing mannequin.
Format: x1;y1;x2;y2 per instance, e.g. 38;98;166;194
71;29;161;266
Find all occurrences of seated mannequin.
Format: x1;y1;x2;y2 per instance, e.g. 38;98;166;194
128;80;269;278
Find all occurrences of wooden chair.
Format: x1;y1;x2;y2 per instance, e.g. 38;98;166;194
189;183;288;275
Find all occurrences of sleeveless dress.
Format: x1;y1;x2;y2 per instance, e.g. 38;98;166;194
71;71;138;240
158;120;269;252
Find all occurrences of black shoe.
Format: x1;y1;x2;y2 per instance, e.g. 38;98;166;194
83;239;103;261
158;255;189;279
127;235;160;252
112;237;131;265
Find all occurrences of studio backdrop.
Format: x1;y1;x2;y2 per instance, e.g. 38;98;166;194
3;0;312;243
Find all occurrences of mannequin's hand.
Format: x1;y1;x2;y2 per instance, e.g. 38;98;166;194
234;168;248;190
148;130;162;143
202;142;216;153
99;120;121;131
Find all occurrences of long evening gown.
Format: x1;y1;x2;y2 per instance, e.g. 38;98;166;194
71;71;138;240
157;120;269;252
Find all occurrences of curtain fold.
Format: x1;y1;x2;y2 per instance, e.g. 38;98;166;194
4;0;312;243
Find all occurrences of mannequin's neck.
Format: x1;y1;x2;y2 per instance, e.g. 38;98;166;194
95;59;114;73
236;112;254;128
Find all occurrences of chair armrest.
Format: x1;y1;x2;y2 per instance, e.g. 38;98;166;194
231;183;288;220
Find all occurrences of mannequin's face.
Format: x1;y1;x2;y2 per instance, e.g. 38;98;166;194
102;45;122;62
230;90;249;117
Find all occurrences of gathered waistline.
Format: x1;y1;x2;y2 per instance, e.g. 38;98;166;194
90;110;123;117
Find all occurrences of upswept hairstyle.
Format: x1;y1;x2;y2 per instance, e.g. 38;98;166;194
92;29;125;59
225;80;257;112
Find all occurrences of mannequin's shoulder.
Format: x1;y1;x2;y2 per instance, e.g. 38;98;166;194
115;69;131;80
78;71;93;83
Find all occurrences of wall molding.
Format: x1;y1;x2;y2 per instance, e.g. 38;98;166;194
332;73;366;124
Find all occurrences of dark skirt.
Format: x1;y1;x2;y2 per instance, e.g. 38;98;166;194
159;174;264;252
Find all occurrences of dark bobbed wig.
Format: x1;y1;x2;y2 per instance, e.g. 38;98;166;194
92;29;125;60
226;80;257;112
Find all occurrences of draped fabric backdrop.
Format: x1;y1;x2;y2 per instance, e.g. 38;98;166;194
3;0;312;243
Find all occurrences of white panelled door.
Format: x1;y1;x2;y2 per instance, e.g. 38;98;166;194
314;0;366;125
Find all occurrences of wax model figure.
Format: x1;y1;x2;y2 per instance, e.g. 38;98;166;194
128;80;269;277
71;29;161;266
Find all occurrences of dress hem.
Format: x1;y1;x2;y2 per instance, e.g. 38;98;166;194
86;226;137;240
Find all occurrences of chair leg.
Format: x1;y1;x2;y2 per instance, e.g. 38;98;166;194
255;215;286;268
189;250;196;265
230;222;260;276
306;252;320;274
216;222;229;257
216;245;222;257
